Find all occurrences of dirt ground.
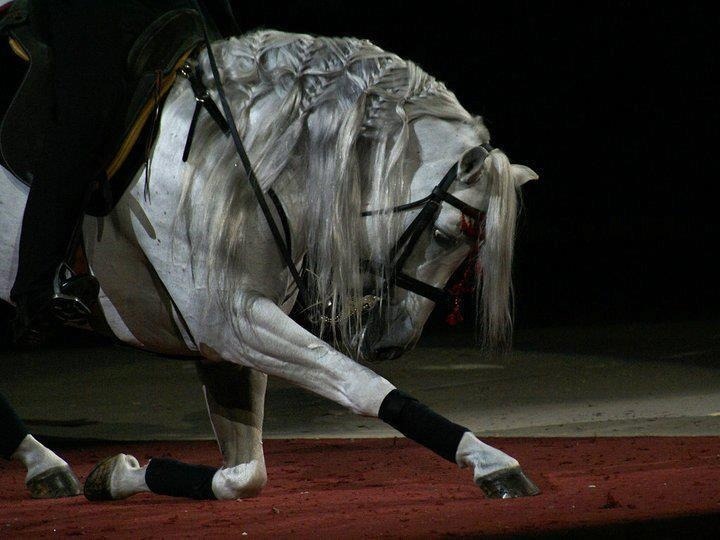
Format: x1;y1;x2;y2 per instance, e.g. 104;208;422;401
3;320;720;536
2;436;719;538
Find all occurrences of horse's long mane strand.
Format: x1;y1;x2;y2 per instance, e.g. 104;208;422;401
477;150;518;349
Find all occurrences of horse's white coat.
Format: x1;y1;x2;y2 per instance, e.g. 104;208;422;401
0;166;24;301
0;31;537;499
115;80;398;417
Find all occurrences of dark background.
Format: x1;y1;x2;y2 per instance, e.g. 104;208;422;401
235;0;716;330
2;1;717;333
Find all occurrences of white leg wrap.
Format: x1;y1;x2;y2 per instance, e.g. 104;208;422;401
455;432;520;481
12;435;68;483
109;455;150;499
212;459;267;500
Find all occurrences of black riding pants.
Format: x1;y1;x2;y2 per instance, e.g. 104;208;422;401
7;1;135;307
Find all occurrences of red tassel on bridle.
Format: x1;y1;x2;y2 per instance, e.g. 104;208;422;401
445;213;485;326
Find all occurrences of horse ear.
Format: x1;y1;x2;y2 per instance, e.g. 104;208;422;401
511;164;539;187
458;146;488;185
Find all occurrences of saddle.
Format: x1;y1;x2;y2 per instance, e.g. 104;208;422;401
0;1;205;216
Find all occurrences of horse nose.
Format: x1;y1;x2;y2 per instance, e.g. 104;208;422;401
372;346;404;361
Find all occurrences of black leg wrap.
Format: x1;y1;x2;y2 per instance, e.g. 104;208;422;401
378;389;469;463
0;392;28;460
145;458;217;500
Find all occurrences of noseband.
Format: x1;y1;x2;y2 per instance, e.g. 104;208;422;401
361;144;492;306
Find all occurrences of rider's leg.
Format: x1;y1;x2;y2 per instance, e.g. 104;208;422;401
9;161;99;345
8;1;127;339
10;167;92;312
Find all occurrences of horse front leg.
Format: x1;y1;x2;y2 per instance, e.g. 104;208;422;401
210;297;538;498
196;360;268;499
84;362;268;502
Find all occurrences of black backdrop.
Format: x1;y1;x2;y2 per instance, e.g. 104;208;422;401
2;1;717;332
233;0;716;329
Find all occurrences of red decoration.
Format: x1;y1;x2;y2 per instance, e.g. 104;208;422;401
445;214;484;326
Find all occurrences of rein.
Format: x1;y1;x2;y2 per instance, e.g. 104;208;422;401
186;0;310;311
182;5;491;325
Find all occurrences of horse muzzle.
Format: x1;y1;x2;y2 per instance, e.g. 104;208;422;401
357;302;416;361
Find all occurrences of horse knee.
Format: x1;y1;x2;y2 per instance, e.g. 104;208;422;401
212;460;267;500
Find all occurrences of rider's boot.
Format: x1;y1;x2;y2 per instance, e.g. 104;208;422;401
50;263;100;325
11;263;99;348
11;294;56;348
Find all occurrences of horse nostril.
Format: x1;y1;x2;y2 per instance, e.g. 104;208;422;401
373;347;404;361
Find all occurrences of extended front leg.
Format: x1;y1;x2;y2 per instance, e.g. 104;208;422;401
379;389;540;498
84;296;539;501
206;297;538;498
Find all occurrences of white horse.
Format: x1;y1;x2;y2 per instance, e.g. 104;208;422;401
0;30;538;500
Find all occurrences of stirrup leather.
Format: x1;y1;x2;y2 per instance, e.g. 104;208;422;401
51;263;99;324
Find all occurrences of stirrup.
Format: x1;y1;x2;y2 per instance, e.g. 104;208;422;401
51;263;100;324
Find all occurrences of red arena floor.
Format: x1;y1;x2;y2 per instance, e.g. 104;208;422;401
2;436;719;538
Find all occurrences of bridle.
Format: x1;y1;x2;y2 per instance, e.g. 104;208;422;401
360;145;492;308
183;4;491;325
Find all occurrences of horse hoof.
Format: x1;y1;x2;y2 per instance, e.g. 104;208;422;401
476;467;541;499
84;454;123;501
26;466;82;499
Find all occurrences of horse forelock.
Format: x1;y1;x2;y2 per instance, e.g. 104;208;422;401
475;149;518;350
178;30;480;352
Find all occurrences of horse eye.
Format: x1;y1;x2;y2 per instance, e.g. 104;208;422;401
433;228;459;248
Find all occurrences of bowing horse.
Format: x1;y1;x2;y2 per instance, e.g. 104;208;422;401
0;29;539;500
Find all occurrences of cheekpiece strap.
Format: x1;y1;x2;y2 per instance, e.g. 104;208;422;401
178;60;230;162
